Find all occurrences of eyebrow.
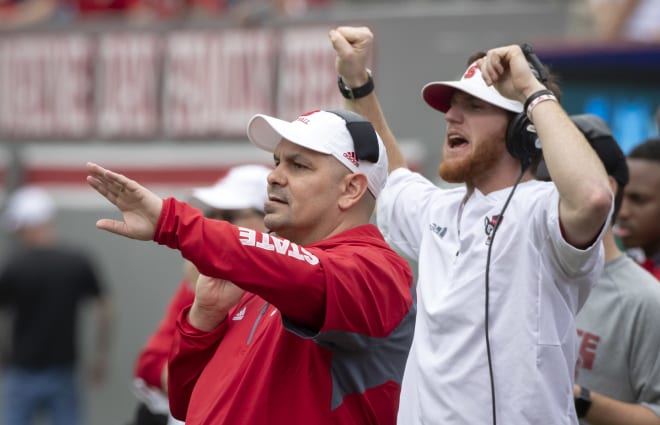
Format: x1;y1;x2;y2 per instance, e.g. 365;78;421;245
274;151;308;163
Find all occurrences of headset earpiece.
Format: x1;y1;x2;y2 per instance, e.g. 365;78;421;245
504;43;549;169
505;112;539;168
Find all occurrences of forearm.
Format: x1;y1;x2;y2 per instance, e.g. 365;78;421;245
155;199;326;329
344;91;407;172
95;297;113;358
188;301;229;332
168;306;226;419
581;388;660;425
531;101;612;246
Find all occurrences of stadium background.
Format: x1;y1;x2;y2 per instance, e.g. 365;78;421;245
0;1;658;423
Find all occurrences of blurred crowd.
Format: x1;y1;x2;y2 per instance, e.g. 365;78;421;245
3;0;660;44
0;0;334;28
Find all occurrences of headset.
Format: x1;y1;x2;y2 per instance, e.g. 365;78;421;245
504;43;551;170
326;109;380;163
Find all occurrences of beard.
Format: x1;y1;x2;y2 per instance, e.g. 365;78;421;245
438;139;506;183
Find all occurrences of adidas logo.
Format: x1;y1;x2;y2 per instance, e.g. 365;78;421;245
343;151;359;167
430;223;447;238
232;306;246;321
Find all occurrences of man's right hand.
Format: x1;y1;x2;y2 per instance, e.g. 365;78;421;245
86;162;163;241
329;26;374;88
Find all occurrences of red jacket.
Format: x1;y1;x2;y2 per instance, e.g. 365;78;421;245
154;198;414;425
134;279;195;390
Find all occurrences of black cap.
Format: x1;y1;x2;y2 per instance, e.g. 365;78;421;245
536;114;629;187
571;114;629;187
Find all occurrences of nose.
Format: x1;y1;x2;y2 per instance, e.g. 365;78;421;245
267;164;285;187
444;104;462;124
617;197;631;220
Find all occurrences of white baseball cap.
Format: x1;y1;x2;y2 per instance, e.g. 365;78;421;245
422;61;524;114
3;186;56;231
246;110;388;198
191;164;271;212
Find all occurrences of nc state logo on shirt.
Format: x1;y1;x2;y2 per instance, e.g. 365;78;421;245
238;227;319;265
484;215;503;246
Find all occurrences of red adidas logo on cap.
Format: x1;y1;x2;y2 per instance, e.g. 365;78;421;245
343;151;359;167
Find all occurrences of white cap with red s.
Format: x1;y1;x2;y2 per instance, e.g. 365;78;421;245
422;61;524;114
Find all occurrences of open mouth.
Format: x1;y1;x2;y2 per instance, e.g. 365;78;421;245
613;224;631;238
447;133;469;149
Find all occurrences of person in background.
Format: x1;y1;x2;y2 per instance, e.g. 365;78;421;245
86;107;415;425
616;138;660;280
0;185;113;425
330;26;612;424
130;164;271;425
538;114;660;424
587;0;660;42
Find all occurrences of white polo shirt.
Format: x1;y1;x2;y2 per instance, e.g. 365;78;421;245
378;168;607;425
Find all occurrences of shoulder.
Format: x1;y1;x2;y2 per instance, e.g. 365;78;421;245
607;256;660;305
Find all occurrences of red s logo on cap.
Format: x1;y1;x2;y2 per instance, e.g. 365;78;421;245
463;64;479;79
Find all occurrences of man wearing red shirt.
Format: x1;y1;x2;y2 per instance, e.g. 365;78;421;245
131;165;272;425
86;109;415;425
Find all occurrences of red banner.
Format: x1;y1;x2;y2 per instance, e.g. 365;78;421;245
162;29;278;138
0;27;343;140
0;35;93;138
277;26;343;120
97;33;162;138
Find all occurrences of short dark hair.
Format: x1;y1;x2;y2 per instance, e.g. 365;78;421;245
628;138;660;162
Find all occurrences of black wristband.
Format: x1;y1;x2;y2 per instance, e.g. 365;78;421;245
338;72;374;100
523;89;554;114
574;386;592;418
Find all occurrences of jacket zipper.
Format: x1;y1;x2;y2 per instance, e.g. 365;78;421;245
246;302;270;344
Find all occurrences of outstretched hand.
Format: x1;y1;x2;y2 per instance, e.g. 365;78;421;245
86;162;163;241
329;26;373;88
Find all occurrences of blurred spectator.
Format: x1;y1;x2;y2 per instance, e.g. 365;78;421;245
616;138;660;279
129;165;271;425
566;115;660;425
587;0;660;42
226;0;333;26
0;186;113;425
0;0;57;29
67;0;141;19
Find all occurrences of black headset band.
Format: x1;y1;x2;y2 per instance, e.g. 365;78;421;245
326;109;380;163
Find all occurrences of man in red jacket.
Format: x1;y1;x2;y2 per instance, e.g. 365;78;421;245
86;109;415;425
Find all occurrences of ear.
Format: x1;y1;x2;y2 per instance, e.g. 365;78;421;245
607;175;617;194
338;173;369;211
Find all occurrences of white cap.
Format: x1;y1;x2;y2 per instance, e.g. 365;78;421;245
246;110;388;198
422;61;524;114
191;165;271;212
3;186;56;231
